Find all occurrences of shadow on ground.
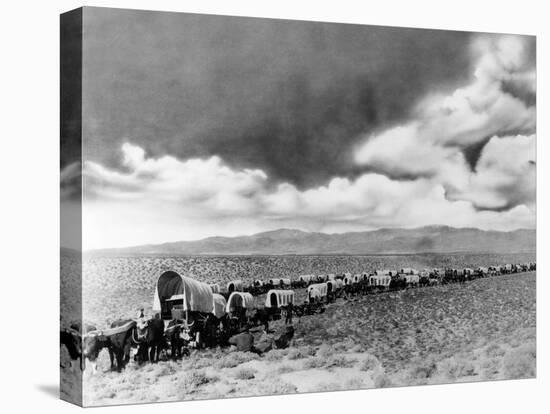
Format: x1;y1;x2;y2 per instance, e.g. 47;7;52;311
36;384;59;399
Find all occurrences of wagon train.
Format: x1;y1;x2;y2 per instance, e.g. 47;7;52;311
63;261;535;374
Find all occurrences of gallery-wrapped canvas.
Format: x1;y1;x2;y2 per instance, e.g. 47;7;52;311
60;6;536;407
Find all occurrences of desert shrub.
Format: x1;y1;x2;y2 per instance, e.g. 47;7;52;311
373;372;393;388
408;357;437;379
484;344;505;358
502;343;536;379
478;357;500;379
152;362;178;377
360;354;381;372
345;376;365;389
316;344;335;359
325;354;357;369
176;370;218;398
350;343;365;353
302;356;325;369
233;367;257;380
334;338;360;352
216;351;259;369
277;365;296;374
436;357;476;379
187;357;214;370
265;349;288;361
287;348;308;360
315;382;343;392
257;378;298;395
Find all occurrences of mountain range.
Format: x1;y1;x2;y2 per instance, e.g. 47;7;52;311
88;226;536;256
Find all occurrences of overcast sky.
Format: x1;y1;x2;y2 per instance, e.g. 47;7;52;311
65;7;536;249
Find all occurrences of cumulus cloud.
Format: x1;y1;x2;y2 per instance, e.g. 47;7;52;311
354;35;536;212
79;143;534;249
458;134;536;210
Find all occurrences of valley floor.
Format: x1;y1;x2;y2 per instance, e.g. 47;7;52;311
64;272;536;406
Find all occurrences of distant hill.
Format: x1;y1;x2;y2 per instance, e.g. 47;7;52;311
89;226;535;256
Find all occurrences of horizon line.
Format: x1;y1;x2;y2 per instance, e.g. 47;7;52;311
76;224;536;253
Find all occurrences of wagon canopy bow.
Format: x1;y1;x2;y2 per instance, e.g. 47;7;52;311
153;271;214;314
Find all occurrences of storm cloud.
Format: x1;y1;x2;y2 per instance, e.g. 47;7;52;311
82;7;475;188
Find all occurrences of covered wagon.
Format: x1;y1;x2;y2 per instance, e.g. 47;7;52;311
298;274;314;285
369;274;391;289
225;292;254;315
375;269;397;277
476;267;488;277
153;271;214;321
268;278;291;289
227;280;244;293
265;290;295;309
268;278;281;287
152;271;216;347
315;274;328;283
306;283;328;303
326;279;343;294
402;273;420;287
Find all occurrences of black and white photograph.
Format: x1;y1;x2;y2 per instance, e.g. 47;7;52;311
58;5;537;408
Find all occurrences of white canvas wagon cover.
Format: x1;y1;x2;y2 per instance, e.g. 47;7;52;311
403;274;419;284
212;293;227;319
265;290;294;308
369;274;391;287
299;274;314;283
226;292;255;313
327;279;344;291
307;287;323;302
227;280;244;292
375;269;396;276
307;282;328;297
315;274;328;282
153;271;214;314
